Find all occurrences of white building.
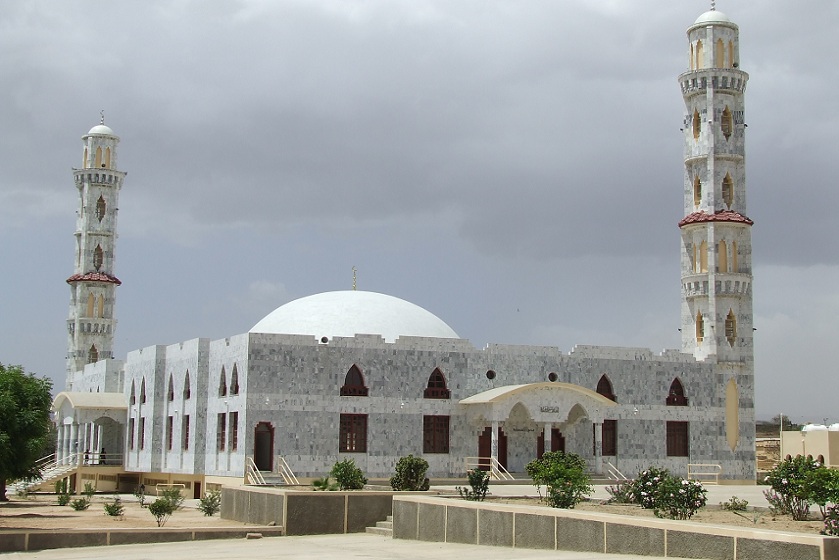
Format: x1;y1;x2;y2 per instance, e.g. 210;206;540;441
52;8;756;496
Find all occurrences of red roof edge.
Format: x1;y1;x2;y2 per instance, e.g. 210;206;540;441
678;210;754;228
66;272;122;286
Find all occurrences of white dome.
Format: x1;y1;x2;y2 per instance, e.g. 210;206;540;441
250;290;459;342
87;124;115;136
694;10;731;25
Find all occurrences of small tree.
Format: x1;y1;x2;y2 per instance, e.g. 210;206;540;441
160;487;185;510
0;364;53;501
652;476;707;520
148;498;176;527
330;459;367;490
765;455;819;520
805;467;839;519
390;455;430;491
525;451;592;509
103;496;125;517
631;467;671;509
197;490;221;516
456;469;489;501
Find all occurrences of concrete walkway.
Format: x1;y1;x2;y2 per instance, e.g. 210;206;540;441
2;533;668;560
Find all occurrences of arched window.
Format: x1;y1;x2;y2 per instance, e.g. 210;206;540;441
340;364;368;396
219;366;227;397
692;109;701;140
699;241;708;272
721;106;733;140
731;241;738;273
96;196;106;222
728;41;735;68
689;43;694;70
693;176;702;207
140;378;147;404
97;295;105;318
183;370;191;400
722;173;733;207
595;375;616;402
718;240;728;273
88;344;98;364
83;147;88;168
104;147;111;168
94;146;102;168
129;381;136;405
424;368;450;399
695;40;703;69
725;309;737;346
167;374;174;401
86;293;95;317
696;311;704;343
93;245;104;271
230;364;240;395
715;39;724;68
666;378;688;406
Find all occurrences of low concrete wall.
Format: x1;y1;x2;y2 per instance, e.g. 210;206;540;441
0;527;284;553
221;487;396;536
393;496;839;560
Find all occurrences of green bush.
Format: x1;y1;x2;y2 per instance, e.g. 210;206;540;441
57;493;72;506
652;476;707;520
197;490;221;516
55;479;71;506
82;482;96;499
720;496;749;511
525;451;592;509
103;496;125;517
133;485;147;508
330;459;367;490
160;487;185;510
312;476;338;491
70;497;90;511
457;469;490;501
804;467;839;519
605;480;636;504
822;505;839;536
764;455;819;520
390;455;430;491
148;498;176;527
632;467;671;509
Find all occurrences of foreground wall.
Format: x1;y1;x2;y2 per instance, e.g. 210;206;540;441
392;496;839;560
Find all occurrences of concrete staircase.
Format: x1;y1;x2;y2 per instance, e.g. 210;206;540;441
365;515;393;536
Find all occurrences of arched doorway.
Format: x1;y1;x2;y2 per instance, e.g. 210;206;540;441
537;429;565;457
254;422;274;471
478;427;507;470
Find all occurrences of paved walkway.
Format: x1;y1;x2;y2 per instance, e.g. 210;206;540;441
3;533;667;560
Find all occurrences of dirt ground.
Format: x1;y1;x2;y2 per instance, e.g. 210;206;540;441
0;494;250;531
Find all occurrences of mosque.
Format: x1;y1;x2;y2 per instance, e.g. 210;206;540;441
51;8;756;495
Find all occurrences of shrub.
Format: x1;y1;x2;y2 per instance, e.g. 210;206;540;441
525;451;592;509
197;490;221;516
632;467;671;509
70;498;91;511
804;467;839;519
160;487;185;510
57;493;71;506
133;485;147;508
652;477;707;520
55;479;71;506
763;489;785;516
312;476;338;491
82;482;96;499
457;469;490;501
822;505;839;536
764;455;819;520
330;459;367;490
720;496;749;511
605;480;636;504
148;498;176;527
103;496;125;517
390;455;430;491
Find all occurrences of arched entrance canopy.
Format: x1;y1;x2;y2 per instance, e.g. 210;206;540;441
52;391;128;422
51;391;128;467
459;382;616;424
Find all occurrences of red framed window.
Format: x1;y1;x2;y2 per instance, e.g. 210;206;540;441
340;365;369;396
339;414;367;452
423;368;450;399
666;421;689;457
230;411;239;452
166;416;174;451
182;415;190;451
423;415;450;453
217;413;227;451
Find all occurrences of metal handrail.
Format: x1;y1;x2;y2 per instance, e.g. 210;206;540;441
604;461;628;481
276;456;299;485
245;456;267;485
464;456;514;481
687;463;722;484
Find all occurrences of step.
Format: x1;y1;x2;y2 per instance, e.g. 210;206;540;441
365;526;392;536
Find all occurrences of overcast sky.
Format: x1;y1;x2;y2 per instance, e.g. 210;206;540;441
1;1;837;424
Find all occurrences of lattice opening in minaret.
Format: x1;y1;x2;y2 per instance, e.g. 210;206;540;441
693;176;701;207
722;173;734;207
88;344;98;364
93;245;104;271
96;196;106;222
725;309;737;347
721;107;733;140
692;109;701;140
695;311;704;343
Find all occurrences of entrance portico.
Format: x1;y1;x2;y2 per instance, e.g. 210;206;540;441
52;392;127;467
460;382;616;474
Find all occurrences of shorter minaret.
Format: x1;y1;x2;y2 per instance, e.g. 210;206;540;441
65;117;126;388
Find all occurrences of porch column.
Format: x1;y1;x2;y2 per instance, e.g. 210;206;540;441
544;423;551;454
97;424;103;464
490;420;499;468
69;422;79;465
593;421;603;475
81;423;90;464
56;424;65;464
62;424;71;465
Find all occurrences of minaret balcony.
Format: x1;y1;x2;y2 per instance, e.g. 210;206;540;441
678;68;749;96
682;272;751;298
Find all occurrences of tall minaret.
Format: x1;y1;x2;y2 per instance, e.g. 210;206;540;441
678;8;753;367
65;117;126;389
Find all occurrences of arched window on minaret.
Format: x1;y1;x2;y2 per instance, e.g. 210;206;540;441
183;370;191;400
424;368;450;399
93;245;104;271
728;41;735;68
140;378;147;403
340;364;368;396
699;241;708;272
692;109;701;140
97;295;105;318
696;311;704;343
695;40;703;69
130;381;136;405
667;378;688;406
596;375;616;402
693;176;701;207
718;240;728;273
219;366;227;397
732;241;738;273
83;147;88;168
690;43;694;70
94;147;102;168
96;196;106;222
725;309;737;346
86;293;95;317
167;374;175;402
715;39;724;68
104;147;111;169
692;244;698;272
230;364;239;395
722;173;734;207
88;344;98;364
721;107;733;140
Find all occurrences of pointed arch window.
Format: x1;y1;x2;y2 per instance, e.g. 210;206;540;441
595;375;617;403
693;176;702;207
129;381;136;405
183;370;191;400
721;106;733;140
219;366;227;397
731;241;738;273
666;378;688;406
340;365;369;396
718;240;728;273
722;173;734;207
93;245;104;271
692;109;701;140
83;147;89;168
167;374;175;402
424;368;450;399
104;147;111;168
699;241;708;272
96;196;106;222
86;293;95;317
695;311;704;343
695;40;703;69
715;38;725;68
728;41;735;68
725;309;737;346
94;146;102;168
88;344;98;364
689;43;694;70
140;378;147;404
230;364;240;395
595;375;617;456
97;295;105;318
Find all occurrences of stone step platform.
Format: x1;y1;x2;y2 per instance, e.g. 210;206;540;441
365;515;393;537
